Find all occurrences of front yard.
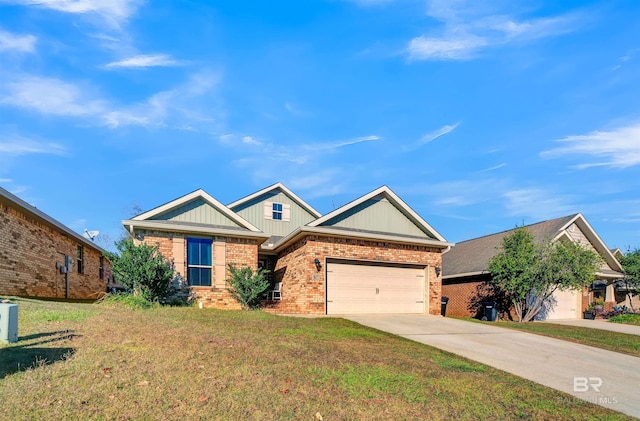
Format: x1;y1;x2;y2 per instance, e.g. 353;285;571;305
0;298;632;420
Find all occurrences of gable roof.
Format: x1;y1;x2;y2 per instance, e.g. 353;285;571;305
123;189;269;240
0;186;107;254
443;213;623;280
228;182;322;218
265;186;452;252
308;185;448;241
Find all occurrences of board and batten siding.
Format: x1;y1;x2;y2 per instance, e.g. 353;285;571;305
321;197;428;238
150;198;241;228
232;190;317;237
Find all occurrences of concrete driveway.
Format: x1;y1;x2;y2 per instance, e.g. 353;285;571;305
343;314;640;419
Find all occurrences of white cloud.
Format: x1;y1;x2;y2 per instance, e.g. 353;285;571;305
0;28;36;52
242;136;262;146
105;54;183;69
407;1;579;61
479;163;506;172
0;76;106;116
419;122;460;144
407;35;486;60
4;0;143;27
0;136;65;156
503;188;576;220
541;122;640;169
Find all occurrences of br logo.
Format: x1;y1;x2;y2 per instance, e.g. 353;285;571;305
573;377;603;392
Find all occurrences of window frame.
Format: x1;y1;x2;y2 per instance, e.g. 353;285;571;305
77;245;84;274
187;237;213;287
272;202;283;220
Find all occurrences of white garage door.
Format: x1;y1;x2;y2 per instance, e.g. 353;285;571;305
539;289;580;320
326;261;425;315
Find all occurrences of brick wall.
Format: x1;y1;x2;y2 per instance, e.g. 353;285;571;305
137;230;259;309
266;235;444;315
0;203;109;299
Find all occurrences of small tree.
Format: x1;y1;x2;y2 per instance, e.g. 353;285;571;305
488;227;601;322
619;248;640;312
107;238;174;302
226;265;270;310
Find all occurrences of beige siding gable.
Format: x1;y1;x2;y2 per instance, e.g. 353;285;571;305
233;190;316;236
319;197;429;238
564;222;612;272
150;198;242;228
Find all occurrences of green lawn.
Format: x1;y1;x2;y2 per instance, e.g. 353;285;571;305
609;313;640;326
0;297;633;420
473;319;640;357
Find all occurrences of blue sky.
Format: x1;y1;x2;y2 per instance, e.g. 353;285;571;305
1;0;639;252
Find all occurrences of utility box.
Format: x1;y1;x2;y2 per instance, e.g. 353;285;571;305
0;303;18;343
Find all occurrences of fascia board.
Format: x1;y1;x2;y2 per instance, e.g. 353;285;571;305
557;214;624;272
267;226;453;252
123;219;270;241
0;186;107;254
442;271;487;280
132;189;262;233
228;182;322;218
307;185;447;242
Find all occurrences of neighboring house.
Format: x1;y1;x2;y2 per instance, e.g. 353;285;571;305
122;183;452;315
442;213;625;320
0;186;111;300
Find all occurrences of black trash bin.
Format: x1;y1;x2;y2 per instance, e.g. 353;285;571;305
481;301;498;321
441;296;449;317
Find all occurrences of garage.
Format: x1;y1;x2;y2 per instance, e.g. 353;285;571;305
326;261;426;315
538;289;580;320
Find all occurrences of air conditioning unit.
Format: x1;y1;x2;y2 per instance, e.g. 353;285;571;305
0;303;18;343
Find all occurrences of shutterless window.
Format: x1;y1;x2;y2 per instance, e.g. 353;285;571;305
272;203;283;220
187;238;212;287
77;245;84;274
99;256;104;280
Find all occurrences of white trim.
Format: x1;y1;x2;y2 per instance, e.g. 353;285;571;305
228;182;322;218
122;219;270;241
132;189;262;233
308;185;447;242
265;225;453;252
554;213;624;273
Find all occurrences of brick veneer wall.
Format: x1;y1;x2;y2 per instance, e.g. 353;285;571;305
266;235;444;315
137;230;259;309
0;203;109;299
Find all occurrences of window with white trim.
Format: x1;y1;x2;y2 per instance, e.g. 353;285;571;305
264;202;291;221
272;202;283;220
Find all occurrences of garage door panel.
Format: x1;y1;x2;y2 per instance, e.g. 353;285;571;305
326;262;425;315
537;289;580;320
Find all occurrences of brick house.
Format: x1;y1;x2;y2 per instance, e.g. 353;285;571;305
122;183;452;314
441;214;625;320
0;186;111;300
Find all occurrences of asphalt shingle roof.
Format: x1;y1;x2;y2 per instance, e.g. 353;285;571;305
442;214;579;278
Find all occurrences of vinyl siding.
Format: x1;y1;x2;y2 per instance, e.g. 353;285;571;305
320;197;429;238
232;190;316;236
149;198;241;228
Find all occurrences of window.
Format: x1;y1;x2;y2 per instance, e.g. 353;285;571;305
77;245;84;274
187;238;212;286
99;256;104;280
272;203;283;220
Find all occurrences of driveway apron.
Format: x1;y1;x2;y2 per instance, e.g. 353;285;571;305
343;314;640;419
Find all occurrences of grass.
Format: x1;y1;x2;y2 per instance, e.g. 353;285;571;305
609;313;640;326
0;298;634;420
473;319;640;357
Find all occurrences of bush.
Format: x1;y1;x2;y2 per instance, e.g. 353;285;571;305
106;238;175;303
226;265;270;310
608;313;640;326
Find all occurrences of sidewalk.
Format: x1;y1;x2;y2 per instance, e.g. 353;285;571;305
543;319;640;336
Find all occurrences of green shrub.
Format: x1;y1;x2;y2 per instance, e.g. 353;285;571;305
98;292;160;309
226;264;270;310
608;313;640;325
